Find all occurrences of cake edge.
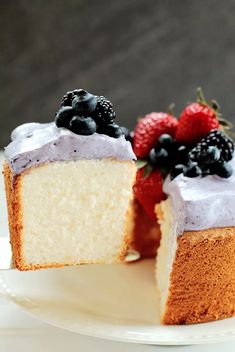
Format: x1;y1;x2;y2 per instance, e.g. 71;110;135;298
156;201;235;324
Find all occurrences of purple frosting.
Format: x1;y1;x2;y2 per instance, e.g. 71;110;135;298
164;157;235;233
5;122;136;175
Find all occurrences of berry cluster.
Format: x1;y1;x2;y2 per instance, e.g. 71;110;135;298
186;130;234;178
131;88;234;221
151;129;235;180
55;89;123;138
147;134;195;179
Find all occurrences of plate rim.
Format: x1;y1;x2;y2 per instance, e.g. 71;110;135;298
0;270;235;346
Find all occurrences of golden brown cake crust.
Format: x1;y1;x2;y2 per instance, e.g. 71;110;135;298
162;227;235;325
3;162;134;271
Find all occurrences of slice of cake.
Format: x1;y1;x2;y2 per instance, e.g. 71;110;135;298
4;89;136;271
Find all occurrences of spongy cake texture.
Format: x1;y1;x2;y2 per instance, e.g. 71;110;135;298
4;159;136;270
156;200;235;325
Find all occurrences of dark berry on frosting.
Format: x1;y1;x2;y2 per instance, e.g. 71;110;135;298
199;146;221;165
98;122;123;138
69;116;97;135
58;89;124;138
149;148;168;167
61;89;97;112
120;126;133;142
183;162;202;178
73;89;86;96
158;134;173;149
72;90;97;115
55;106;75;128
189;129;234;164
188;129;234;177
91;96;116;124
171;164;185;180
211;130;234;161
61;91;74;106
176;145;189;164
209;161;233;178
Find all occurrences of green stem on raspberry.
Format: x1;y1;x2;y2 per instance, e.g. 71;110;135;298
135;159;148;169
143;163;154;178
211;99;220;111
167;103;175;115
219;117;233;130
196;87;232;133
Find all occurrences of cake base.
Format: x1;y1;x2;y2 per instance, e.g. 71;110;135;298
4;160;136;271
159;226;235;325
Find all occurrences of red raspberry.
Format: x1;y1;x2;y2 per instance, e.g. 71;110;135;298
133;112;178;158
175;102;219;144
133;168;165;221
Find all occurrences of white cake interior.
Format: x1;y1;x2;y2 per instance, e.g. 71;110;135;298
20;159;135;266
156;198;177;316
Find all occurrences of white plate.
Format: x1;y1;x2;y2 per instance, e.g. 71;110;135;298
0;259;234;345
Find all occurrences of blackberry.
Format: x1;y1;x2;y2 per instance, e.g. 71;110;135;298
91;96;116;125
189;129;234;164
61;91;75;107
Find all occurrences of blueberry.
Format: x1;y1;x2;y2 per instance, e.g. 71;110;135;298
55;106;75;128
210;161;233;178
170;164;185;180
73;89;87;96
120;126;133;142
158;134;173;148
149;148;168;166
69;116;96;135
183;162;202;178
98;123;123;138
72;90;97;115
176;145;189;164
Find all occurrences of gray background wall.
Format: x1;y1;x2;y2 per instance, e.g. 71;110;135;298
1;0;235;148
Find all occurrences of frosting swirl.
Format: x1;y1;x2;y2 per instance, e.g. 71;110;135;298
5;122;136;175
164;156;235;233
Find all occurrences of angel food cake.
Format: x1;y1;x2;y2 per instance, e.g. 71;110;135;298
4;89;136;270
129;88;235;324
157;156;235;324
